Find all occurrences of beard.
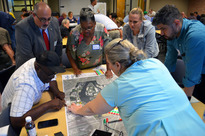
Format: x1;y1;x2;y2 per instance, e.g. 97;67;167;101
41;24;49;30
166;24;179;40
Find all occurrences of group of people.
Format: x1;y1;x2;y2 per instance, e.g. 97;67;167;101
181;11;205;25
0;1;205;136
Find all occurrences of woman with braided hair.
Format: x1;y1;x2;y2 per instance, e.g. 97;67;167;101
68;38;205;136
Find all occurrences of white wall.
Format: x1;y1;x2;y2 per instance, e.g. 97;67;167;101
59;0;90;15
149;0;189;14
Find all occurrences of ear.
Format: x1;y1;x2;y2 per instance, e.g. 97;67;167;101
173;19;181;31
115;62;121;71
173;19;181;27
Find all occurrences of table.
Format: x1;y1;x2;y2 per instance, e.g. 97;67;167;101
20;67;205;135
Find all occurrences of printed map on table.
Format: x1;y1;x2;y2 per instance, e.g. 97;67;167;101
62;70;127;136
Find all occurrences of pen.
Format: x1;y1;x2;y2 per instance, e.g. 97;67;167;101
108;118;122;124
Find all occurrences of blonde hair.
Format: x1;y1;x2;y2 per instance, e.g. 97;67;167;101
116;17;125;26
130;7;144;21
105;38;147;68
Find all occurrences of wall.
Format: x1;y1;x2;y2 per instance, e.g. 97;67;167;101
48;0;59;13
188;0;205;16
0;0;3;11
99;0;113;15
59;0;90;15
149;0;189;15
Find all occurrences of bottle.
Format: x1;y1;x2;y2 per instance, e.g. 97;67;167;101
25;116;37;136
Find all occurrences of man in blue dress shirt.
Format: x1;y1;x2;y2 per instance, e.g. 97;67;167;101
152;5;205;104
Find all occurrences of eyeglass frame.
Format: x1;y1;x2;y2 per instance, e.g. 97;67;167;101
107;39;124;54
81;24;95;31
35;13;52;23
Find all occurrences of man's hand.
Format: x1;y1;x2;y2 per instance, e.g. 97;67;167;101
67;103;82;114
54;91;65;100
49;98;66;110
49;81;65;100
105;69;113;79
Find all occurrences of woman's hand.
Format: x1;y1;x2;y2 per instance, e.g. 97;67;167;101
73;68;82;76
67;103;82;114
105;69;113;79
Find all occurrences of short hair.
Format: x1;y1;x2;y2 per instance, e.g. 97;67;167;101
80;8;95;23
105;38;147;68
22;12;30;17
152;5;182;26
68;11;72;17
129;8;144;21
194;11;198;14
62;19;69;25
90;0;95;3
21;8;27;12
110;13;117;19
116;17;124;26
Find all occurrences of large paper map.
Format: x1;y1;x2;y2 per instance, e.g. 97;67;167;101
63;69;127;136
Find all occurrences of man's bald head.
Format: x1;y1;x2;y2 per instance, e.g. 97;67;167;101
33;2;52;29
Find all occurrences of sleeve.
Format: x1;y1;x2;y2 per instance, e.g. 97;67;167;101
53;18;63;59
15;24;35;68
182;36;205;87
164;41;178;72
10;84;36;117
100;81;118;107
144;25;159;58
0;28;11;45
123;25;129;40
67;31;77;60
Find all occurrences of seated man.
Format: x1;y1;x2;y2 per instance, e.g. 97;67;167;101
0;27;15;70
1;51;66;134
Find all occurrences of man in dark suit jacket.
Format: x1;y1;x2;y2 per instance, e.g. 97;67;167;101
15;2;62;68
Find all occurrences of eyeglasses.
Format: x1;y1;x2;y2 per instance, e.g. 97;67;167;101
35;14;52;23
107;40;124;53
81;25;95;31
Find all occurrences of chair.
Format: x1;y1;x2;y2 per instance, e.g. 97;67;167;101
0;65;16;94
0;104;20;136
171;59;185;88
156;33;167;53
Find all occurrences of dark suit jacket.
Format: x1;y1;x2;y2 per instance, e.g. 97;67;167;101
15;15;62;68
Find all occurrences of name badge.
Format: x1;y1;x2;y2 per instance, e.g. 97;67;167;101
138;34;144;38
92;44;100;50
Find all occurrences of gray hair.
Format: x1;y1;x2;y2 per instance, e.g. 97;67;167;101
62;19;69;25
105;38;147;68
152;5;182;26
